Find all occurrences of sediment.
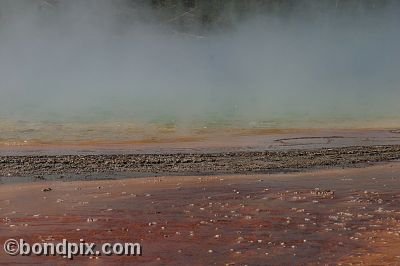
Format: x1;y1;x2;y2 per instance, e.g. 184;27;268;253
1;145;400;178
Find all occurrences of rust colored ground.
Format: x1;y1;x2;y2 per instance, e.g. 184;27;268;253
1;163;400;265
2;128;400;155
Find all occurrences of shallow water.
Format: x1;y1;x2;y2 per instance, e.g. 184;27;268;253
1;164;400;264
1;116;400;147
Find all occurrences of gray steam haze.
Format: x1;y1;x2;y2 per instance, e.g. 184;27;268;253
1;0;400;137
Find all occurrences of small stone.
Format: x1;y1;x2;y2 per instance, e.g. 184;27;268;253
87;217;97;223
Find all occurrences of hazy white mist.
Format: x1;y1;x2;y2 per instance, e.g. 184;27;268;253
1;0;399;130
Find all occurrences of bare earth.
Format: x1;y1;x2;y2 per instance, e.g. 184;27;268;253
0;163;400;265
1;129;400;265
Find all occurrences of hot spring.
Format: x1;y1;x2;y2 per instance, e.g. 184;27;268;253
1;1;399;145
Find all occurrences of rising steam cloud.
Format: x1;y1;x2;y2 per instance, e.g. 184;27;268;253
1;0;400;130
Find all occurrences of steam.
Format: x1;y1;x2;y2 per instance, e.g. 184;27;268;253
1;0;400;131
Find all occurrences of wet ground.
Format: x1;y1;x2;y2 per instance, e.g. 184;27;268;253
1;128;400;156
1;145;400;181
1;163;400;265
